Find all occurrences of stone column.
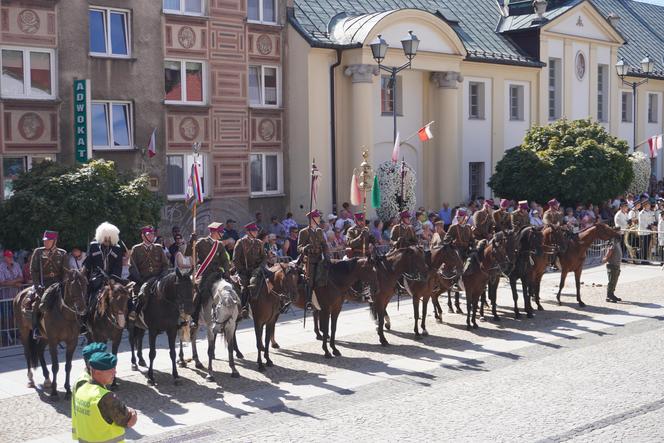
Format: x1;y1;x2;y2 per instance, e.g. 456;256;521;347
430;71;463;205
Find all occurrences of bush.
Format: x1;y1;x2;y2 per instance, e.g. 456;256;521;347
0;160;163;251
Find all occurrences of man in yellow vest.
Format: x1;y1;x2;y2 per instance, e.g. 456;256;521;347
72;352;137;443
71;342;108;440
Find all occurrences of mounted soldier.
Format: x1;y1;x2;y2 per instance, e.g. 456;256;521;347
128;226;169;326
543;198;564;227
233;222;267;318
29;230;69;339
445;209;473;260
187;222;231;327
346;212;373;257
297;209;329;309
83;222;124;314
390;210;418;249
511;200;531;231
493;199;512;232
472;199;495;241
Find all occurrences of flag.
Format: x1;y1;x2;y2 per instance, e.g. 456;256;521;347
310;162;320;208
391;132;400;163
147;128;156;158
350;174;361;206
648;134;663;158
186;157;204;207
417;123;433;142
371;174;380;208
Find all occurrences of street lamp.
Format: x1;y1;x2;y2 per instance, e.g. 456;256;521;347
370;31;420;143
616;55;655;151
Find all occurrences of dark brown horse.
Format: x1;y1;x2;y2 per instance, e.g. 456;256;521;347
504;227;544;319
485;229;520;320
371;247;428;345
128;269;195;385
528;226;566;311
545;223;621;307
245;265;283;371
406;242;463;337
461;235;509;329
13;269;88;398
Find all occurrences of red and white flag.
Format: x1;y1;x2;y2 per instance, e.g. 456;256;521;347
350;173;361;206
417;122;434;142
391;132;400;163
147;128;157;158
310;161;320;207
648;134;663;158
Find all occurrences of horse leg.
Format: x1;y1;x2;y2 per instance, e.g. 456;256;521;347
22;338;35;388
264;322;274;367
522;280;533;318
192;325;204;369
137;328;146;367
330;308;342;356
233;324;244;359
254;322;265;372
270;329;280;349
147;331;157;385
479;290;486;319
447;290;454;313
48;343;59;398
39;348;50;388
206;328;216;382
421;295;430;336
384;306;391;331
509;276;520;318
432;293;443;322
168;329;180;384
314;311;323;341
412;294;420;337
472;296;479;329
128;326;138;371
455;291;463;314
227;324;239;378
320;309;332;358
574;268;585;307
556;270;568;305
64;342;76;399
111;334;121;388
465;292;472;330
178;335;186;368
535;280;544;311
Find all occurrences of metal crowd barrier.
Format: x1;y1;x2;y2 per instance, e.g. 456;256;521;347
619;228;664;264
0;284;29;349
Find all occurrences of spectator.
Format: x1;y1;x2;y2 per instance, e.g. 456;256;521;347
267;216;286;244
222;219;239;241
255;212;265;232
421;222;433;243
371;220;383;245
281;212;298;232
530;209;543;227
283;227;300;260
335;209;355;230
438;202;453;230
22;249;33;284
625;193;635;208
564;207;579;233
382;218;394;243
326;231;343;254
223;237;236;259
121;251;130;280
614;201;629;231
173;237;191;272
69;247;86;270
0;250;22;346
412;211;424;236
638;200;656;263
467;201;477;225
168;233;184;267
628;201;642;226
265;234;280;264
326;214;337;230
602;237;623;302
334;226;346;244
658;211;664;259
342;202;351;212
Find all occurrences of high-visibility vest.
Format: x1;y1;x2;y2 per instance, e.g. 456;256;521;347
71;371;91;440
72;382;125;443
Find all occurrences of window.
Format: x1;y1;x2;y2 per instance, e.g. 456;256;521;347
248;65;279;107
2;155;54;199
250;152;282;195
468;81;485;119
597;64;609;122
1;47;54;99
91;101;133;149
167;154;206;199
509;84;524;121
548;57;562;120
89;8;130;57
648;93;659;124
248;0;277;24
621;91;633;123
163;0;204;15
380;75;403;116
469;162;485;201
165;60;205;104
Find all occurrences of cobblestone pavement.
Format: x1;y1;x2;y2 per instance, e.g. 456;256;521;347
0;264;662;442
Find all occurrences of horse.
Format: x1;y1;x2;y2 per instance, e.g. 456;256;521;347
544;223;621;307
86;280;132;386
13;269;88;398
406;242;463;337
371;246;428;346
461;235;510;329
485;229;520;320
505;226;544;319
128;269;195;385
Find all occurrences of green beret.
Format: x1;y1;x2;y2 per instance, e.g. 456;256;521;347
82;342;108;361
89;352;117;370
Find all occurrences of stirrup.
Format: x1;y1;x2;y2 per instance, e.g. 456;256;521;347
32;328;43;340
279;301;291;314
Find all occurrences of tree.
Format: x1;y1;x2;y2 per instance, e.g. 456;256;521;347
488;119;633;206
0;160;163;251
375;160;416;222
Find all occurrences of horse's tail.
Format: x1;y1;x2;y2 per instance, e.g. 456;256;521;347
27;333;40;369
369;301;377;321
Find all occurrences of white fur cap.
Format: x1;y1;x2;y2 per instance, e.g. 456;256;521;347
95;222;120;245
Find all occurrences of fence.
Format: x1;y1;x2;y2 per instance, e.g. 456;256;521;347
0;284;29;349
619;229;664;265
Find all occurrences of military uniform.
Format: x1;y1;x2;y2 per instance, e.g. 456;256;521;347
346;224;372;256
297;226;328;288
511;210;531;231
390;224;418;249
186;235;231;277
233;234;267;292
543;208;563;226
84;242;123;279
472;207;495;240
30;246;68;290
493;210;512;232
444;223;473;258
130;242;169;282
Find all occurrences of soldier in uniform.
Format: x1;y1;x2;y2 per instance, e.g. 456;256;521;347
511;200;531;231
430;220;446;248
493;199;512;232
30;230;69;339
543;198;564;227
346;213;373;257
83;222;124;314
297;210;329;308
472;199;495;241
233;222;267;318
444;209;473;260
128;226;169;324
187;222;231;327
390;210;418;249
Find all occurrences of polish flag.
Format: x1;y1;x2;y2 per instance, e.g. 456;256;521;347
417;123;434;142
391;132;400;163
147;128;157;158
648;134;663;158
350;173;361;206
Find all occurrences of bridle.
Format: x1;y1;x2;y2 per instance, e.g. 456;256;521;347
61;273;87;316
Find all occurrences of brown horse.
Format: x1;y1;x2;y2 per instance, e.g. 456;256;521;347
371;247;428;345
501;227;543;319
528;226;566;311
406;242;463;337
485;229;520;320
461;235;509;329
13;269;88;398
245;265;283;371
545;223;621;307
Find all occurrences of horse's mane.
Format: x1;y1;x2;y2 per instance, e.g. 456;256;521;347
329;257;360;275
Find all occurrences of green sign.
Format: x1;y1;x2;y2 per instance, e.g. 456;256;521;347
74;79;91;163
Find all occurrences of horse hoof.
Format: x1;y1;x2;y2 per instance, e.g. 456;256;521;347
147;379;155;386
173;378;181;386
493;315;500;321
384;323;391;331
324;353;333;359
271;342;280;349
316;334;323;341
178;361;187;368
258;365;266;372
527;312;534;319
448;308;454;314
473;323;479;329
332;349;342;357
466;324;471;330
578;301;586;308
195;362;205;370
27;381;35;388
205;375;215;382
43;379;52;389
421;329;429;337
380;339;389;346
456;309;464;315
537;305;544;311
231;371;240;378
131;364;138;371
235;352;244;359
266;360;274;367
138;360;147;367
64;392;71;401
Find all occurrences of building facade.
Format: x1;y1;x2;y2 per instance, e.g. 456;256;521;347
287;0;664;217
0;0;289;233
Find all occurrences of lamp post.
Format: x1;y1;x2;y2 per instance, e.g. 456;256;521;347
370;31;420;143
616;55;654;152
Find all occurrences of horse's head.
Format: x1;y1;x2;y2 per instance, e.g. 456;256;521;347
487;233;510;273
436;241;463;281
175;268;196;315
392;246;427;281
99;281;130;329
64;268;88;315
593;222;622;241
275;262;301;300
212;279;240;333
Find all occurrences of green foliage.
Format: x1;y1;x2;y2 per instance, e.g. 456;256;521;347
489;119;634;206
0;160;163;251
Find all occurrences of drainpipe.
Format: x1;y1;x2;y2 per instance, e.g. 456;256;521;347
330;48;342;214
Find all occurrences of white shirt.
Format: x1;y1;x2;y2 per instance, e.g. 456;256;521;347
628;209;639;222
638;209;656;235
659;219;664;246
614;210;629;230
68;254;86;270
335;217;355;231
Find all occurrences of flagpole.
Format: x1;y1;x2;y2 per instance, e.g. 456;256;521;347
400;121;435;145
192;201;197;276
399;157;405;212
634;133;663;150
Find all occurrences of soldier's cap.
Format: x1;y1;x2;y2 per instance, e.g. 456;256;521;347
42;230;58;241
548;198;559;207
485;199;494;207
89;352;117;371
82;342;108;362
456;208;467;217
400;210;411;219
3;250;13;258
140;225;154;234
620;200;628;207
354;212;365;221
518;200;529;210
244;222;259;232
208;222;223;232
307;209;321;219
500;198;510;208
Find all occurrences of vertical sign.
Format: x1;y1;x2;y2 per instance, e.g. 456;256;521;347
73;79;92;163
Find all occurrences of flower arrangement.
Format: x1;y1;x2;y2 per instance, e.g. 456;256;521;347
375;160;416;221
627;151;651;195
